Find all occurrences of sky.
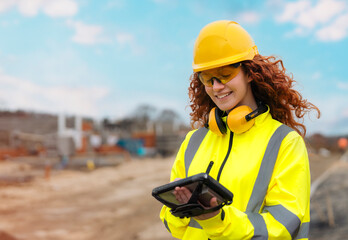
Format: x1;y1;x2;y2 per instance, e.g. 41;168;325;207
0;0;347;136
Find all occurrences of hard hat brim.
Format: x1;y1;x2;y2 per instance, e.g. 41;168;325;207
192;46;258;72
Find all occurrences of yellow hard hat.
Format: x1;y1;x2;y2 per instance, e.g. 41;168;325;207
193;20;258;72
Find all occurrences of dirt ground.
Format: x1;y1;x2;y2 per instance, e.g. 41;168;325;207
0;151;346;240
0;156;174;240
309;159;348;240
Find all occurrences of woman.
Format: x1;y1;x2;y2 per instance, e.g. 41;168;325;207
159;20;320;240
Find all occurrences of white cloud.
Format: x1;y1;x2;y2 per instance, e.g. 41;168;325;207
305;94;348;135
337;81;348;90
0;0;16;13
0;72;110;117
277;0;311;24
311;0;345;24
65;15;143;50
267;0;287;8
116;32;144;55
343;107;348;117
116;32;134;45
17;0;43;16
237;11;261;24
277;0;345;28
105;0;125;9
67;20;110;45
0;0;78;17
311;72;322;80
42;0;78;17
316;13;348;41
276;0;348;41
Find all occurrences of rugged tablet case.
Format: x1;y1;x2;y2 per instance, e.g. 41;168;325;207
152;173;233;209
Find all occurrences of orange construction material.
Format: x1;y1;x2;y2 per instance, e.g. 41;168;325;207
45;165;51;180
338;138;348;150
0;147;28;160
132;132;156;148
95;145;131;161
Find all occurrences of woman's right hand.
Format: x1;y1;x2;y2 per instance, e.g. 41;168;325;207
172;178;192;204
173;185;192;204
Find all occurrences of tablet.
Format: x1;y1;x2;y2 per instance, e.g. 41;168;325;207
152;173;233;210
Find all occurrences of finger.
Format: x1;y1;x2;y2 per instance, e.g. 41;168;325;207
181;187;192;202
174;188;187;203
173;187;183;203
177;187;192;203
210;197;219;207
176;188;189;203
173;186;192;204
173;191;181;202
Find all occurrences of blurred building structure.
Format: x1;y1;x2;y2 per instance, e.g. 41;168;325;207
0;109;191;161
0;110;94;160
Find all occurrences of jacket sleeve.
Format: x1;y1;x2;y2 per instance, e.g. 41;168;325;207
159;131;194;239
196;132;311;240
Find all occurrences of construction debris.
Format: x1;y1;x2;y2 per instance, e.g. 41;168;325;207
310;161;348;240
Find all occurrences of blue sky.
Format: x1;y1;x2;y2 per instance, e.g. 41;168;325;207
0;0;347;136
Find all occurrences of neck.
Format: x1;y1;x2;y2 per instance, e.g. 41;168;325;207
227;91;257;113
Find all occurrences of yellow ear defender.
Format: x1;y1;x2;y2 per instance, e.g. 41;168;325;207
208;104;268;135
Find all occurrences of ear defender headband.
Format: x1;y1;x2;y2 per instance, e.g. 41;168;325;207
208;104;268;135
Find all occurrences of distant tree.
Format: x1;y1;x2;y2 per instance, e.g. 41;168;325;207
157;109;180;123
308;133;327;151
133;104;157;122
131;104;157;132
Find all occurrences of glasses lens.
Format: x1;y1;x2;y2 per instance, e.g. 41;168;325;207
198;63;241;87
198;72;213;86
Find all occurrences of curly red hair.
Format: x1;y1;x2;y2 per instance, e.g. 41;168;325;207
188;54;320;137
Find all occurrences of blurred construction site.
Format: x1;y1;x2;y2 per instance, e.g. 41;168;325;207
0;105;190;165
0;107;347;240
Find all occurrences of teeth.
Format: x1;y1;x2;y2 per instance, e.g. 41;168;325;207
217;93;230;99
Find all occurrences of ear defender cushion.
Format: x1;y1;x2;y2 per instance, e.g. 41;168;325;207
227;105;255;134
208;107;227;136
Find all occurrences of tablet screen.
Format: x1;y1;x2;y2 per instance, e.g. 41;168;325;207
157;182;224;208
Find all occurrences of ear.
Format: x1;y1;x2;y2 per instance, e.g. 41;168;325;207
247;75;253;83
241;68;252;83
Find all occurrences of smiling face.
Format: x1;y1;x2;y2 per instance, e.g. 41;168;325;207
203;65;257;112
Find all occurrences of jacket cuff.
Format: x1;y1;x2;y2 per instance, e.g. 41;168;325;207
195;210;224;232
195;206;253;238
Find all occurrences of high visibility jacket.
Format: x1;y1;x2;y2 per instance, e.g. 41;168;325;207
160;109;310;239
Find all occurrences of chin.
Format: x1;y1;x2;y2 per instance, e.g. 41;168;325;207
215;103;235;112
216;106;232;112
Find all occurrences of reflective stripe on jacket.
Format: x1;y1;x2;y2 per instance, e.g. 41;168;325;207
160;110;310;239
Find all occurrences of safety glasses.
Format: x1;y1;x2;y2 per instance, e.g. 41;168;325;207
197;62;241;87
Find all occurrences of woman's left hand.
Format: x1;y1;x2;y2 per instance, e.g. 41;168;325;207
194;197;220;220
172;180;221;220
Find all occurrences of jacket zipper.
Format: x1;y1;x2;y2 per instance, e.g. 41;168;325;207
217;132;233;181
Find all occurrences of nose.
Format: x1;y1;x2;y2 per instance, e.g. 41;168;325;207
212;78;225;91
